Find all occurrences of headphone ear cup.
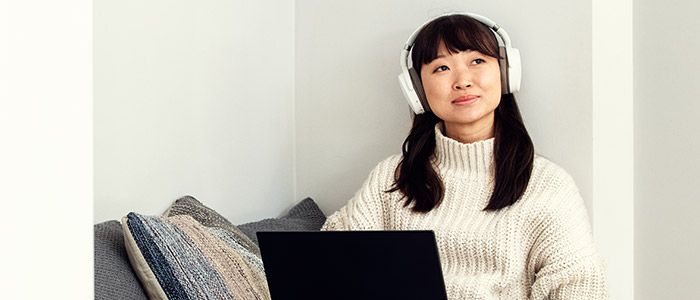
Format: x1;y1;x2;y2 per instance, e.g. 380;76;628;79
408;68;430;112
498;46;522;94
399;69;424;114
498;47;510;94
507;48;521;93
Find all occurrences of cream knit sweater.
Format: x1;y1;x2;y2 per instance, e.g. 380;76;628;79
321;126;608;299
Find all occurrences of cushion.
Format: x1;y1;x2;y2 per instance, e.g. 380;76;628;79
121;196;326;299
164;195;261;258
122;213;270;300
94;220;148;300
237;197;327;245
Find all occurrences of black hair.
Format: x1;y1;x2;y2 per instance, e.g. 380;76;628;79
387;15;534;212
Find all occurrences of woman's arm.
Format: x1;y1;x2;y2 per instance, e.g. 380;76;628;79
528;173;608;299
321;155;401;231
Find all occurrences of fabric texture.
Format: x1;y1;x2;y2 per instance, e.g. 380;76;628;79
322;125;609;300
122;212;271;300
94;220;149;300
165;195;262;258
238;197;327;245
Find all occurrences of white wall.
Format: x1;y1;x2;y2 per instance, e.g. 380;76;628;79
634;0;700;298
3;1;93;297
93;0;295;223
592;0;634;298
294;0;594;222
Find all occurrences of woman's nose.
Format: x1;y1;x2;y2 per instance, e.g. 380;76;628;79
454;82;472;89
453;69;473;90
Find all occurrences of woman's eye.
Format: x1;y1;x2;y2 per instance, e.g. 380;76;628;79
434;65;449;72
472;58;486;65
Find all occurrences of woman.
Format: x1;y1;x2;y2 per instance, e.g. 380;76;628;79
322;13;608;299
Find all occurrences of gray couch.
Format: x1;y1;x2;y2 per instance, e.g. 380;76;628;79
94;196;327;300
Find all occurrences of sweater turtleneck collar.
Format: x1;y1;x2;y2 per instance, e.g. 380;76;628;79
433;123;495;177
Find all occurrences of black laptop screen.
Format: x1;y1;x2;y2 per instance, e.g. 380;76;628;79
257;230;448;300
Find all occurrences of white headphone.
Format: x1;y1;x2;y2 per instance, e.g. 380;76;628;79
398;12;522;114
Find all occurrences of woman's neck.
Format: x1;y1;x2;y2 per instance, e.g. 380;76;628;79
433;124;495;177
443;119;494;144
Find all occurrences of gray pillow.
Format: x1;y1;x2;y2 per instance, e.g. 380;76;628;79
94;220;148;300
237;197;327;245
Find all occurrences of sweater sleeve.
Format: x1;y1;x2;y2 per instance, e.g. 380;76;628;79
528;172;609;300
321;155;400;231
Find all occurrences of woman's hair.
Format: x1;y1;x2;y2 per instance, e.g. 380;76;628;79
387;15;534;212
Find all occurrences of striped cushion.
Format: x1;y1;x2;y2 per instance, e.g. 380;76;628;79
122;213;270;300
163;196;261;258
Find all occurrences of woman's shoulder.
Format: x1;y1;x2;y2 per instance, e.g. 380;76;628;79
378;153;403;168
521;155;588;218
524;155;583;208
360;154;403;188
367;153;402;174
531;154;578;189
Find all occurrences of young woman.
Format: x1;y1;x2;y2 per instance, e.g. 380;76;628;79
322;13;608;299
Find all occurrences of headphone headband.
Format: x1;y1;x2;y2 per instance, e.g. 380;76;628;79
401;13;512;54
398;12;522;114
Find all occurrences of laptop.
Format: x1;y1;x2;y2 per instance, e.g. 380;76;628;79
257;230;448;300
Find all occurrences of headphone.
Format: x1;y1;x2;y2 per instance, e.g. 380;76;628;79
398;12;522;114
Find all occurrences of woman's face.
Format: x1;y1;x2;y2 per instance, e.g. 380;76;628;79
420;42;502;143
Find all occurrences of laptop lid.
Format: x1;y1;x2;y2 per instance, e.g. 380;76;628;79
257;230;448;300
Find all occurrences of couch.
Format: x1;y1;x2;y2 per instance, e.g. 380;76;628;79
94;196;327;300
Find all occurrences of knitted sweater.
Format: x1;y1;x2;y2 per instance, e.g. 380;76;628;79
321;126;608;299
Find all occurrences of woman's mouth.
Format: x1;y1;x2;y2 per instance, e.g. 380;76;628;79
452;95;479;105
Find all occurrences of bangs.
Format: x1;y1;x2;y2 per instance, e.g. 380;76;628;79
411;15;501;74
